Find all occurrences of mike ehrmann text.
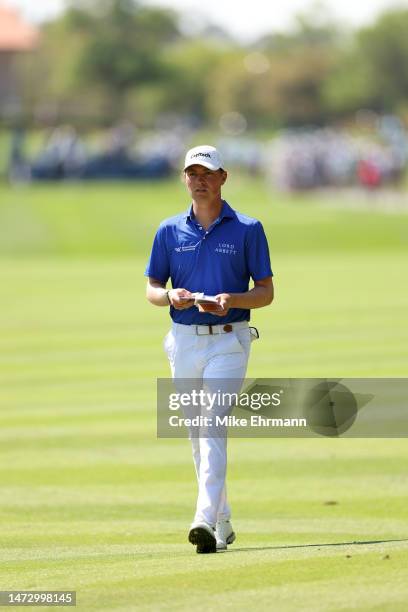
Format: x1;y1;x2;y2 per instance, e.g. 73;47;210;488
168;415;307;428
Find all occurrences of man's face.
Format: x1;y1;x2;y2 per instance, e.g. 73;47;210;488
184;165;227;200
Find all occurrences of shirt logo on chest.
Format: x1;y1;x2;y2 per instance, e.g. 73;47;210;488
174;241;200;253
215;242;237;255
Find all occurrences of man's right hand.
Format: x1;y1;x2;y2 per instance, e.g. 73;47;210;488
168;288;195;309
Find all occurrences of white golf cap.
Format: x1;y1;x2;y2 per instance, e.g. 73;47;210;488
184;145;224;171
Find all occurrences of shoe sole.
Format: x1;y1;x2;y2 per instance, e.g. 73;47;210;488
188;526;217;554
216;531;236;550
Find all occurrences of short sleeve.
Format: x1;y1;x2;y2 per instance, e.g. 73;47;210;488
144;224;170;283
246;221;273;281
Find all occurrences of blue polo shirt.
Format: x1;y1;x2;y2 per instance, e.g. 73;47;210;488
145;200;273;325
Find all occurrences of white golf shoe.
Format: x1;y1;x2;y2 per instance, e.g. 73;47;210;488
188;521;217;554
215;519;236;550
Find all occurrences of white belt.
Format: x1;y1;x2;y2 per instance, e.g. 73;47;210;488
172;321;249;336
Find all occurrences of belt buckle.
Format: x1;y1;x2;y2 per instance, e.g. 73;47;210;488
213;324;232;334
195;324;232;335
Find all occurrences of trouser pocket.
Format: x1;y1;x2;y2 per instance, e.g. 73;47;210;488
233;327;252;355
163;330;175;358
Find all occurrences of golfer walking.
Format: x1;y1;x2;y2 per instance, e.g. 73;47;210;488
145;145;273;553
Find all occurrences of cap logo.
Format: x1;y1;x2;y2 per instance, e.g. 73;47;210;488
191;152;211;158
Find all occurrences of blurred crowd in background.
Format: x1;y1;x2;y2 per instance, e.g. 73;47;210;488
6;112;408;191
8;123;182;181
267;115;408;191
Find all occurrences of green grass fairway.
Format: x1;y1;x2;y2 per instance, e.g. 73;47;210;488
1;179;408;610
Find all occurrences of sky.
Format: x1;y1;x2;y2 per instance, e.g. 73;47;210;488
4;0;408;42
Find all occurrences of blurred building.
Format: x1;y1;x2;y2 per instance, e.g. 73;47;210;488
0;2;38;119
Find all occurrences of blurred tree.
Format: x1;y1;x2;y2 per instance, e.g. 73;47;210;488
14;1;408;128
257;0;341;52
266;48;337;125
162;40;227;122
323;9;408;115
16;17;98;124
73;0;179;89
17;0;181;124
207;47;336;127
207;2;341;128
117;37;229;127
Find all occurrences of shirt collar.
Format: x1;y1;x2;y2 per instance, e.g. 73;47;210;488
183;200;235;221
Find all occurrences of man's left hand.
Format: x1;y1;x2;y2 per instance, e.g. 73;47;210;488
211;293;233;316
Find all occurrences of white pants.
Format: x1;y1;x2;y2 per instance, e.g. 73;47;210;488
164;321;251;527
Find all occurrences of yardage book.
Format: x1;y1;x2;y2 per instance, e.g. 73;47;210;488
179;293;222;311
179;293;219;305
